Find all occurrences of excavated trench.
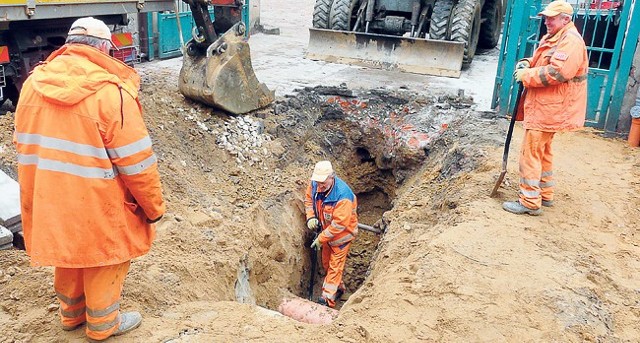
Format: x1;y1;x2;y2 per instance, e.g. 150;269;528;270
227;85;482;316
303;152;395;310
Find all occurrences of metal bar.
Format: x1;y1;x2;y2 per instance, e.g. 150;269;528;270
491;0;515;109
495;0;531;115
185;0;217;46
173;0;185;54
242;0;249;39
591;9;601;66
596;10;613;68
605;1;640;132
146;12;155;60
586;46;616;53
597;0;633;129
357;223;381;234
0;1;173;21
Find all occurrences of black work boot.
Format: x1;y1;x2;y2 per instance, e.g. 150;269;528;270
316;297;329;307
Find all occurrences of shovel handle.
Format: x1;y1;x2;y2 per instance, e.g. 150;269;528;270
503;83;524;165
490;83;524;197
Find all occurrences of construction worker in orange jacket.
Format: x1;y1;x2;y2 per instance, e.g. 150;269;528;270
503;0;588;215
14;17;165;341
305;161;358;308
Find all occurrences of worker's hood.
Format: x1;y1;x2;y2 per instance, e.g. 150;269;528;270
29;44;140;106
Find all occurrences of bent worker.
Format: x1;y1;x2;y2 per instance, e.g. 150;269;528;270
14;17;165;340
305;161;358;308
503;0;588;215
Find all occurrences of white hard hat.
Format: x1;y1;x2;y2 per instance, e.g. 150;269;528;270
68;17;116;48
311;161;334;182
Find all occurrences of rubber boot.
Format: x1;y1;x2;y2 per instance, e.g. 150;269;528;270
316;297;329;307
502;201;542;216
113;312;142;337
335;284;346;301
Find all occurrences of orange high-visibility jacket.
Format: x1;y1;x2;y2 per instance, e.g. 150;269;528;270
517;22;588;132
305;176;358;246
14;44;165;268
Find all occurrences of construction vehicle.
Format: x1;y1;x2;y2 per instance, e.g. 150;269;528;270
307;0;504;77
179;0;274;114
0;0;272;114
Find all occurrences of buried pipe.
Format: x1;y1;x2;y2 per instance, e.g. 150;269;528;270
277;295;339;324
358;222;382;234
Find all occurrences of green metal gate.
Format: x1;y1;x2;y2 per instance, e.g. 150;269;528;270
492;0;640;132
147;0;250;60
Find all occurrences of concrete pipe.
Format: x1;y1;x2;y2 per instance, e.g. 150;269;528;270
277;296;339;324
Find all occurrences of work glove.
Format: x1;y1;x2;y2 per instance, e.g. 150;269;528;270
515;59;530;70
514;68;528;83
146;215;163;224
306;217;320;231
310;236;321;250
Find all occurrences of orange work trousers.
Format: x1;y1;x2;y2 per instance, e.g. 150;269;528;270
54;260;130;341
518;129;555;209
321;241;351;308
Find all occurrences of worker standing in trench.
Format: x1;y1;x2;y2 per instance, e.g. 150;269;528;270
13;17;165;341
305;161;358;308
502;0;588;215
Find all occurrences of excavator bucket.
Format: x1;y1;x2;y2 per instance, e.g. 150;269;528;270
306;28;466;78
179;23;274;114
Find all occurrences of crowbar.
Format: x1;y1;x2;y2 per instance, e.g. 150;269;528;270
490;83;524;198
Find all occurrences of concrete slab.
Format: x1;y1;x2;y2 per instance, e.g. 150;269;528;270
0;243;13;250
0;169;20;227
7;222;21;233
0;225;13;246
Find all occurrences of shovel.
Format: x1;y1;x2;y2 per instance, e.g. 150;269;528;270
490;83;524;198
307;231;319;300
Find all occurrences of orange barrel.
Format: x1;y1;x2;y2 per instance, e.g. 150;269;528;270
629;118;640;147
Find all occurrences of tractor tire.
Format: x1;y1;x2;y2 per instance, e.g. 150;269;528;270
329;0;359;31
450;0;482;67
313;0;334;29
429;0;455;40
479;0;503;49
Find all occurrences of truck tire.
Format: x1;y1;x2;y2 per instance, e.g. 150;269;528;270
0;82;19;110
330;0;359;31
479;0;502;48
429;0;454;40
313;0;334;29
450;0;481;66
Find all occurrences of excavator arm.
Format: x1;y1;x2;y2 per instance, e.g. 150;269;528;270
183;0;218;46
179;0;274;114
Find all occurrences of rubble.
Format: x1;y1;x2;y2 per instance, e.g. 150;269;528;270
0;226;13;250
0;169;21;249
172;107;273;167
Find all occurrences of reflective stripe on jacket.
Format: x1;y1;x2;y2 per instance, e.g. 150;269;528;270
517;22;588;132
305;176;358;246
14;44;165;268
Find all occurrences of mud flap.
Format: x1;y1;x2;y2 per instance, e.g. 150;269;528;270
179;23;275;114
306;28;466;78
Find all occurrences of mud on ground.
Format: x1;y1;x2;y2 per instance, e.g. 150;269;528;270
1;64;640;342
